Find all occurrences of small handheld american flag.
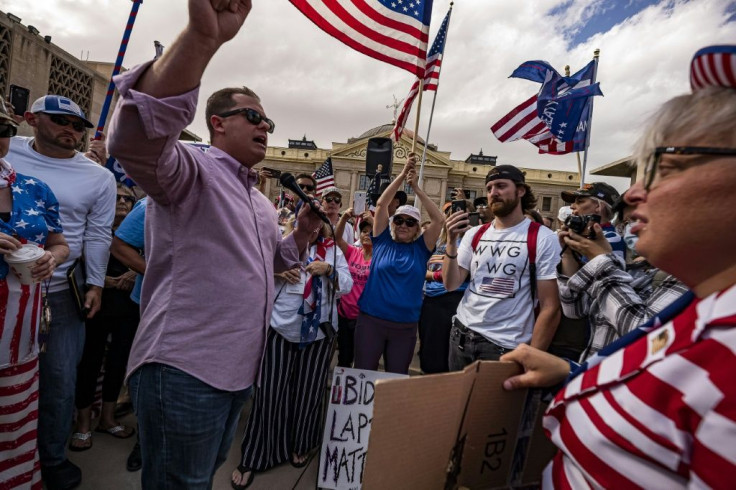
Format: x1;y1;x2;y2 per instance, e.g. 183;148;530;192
313;157;335;196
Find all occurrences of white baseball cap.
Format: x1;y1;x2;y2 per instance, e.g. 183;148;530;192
392;205;421;223
319;186;342;198
30;95;94;128
557;205;572;222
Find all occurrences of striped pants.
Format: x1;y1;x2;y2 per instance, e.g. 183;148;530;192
239;328;334;472
0;357;41;490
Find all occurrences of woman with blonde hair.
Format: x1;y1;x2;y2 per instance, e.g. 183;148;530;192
353;153;445;374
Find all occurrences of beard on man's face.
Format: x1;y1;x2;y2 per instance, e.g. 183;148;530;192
490;195;520;218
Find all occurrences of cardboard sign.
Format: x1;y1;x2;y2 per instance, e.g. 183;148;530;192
361;361;557;489
353;192;367;216
319;367;407;489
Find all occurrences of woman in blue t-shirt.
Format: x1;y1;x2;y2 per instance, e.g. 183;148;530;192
354;153;444;374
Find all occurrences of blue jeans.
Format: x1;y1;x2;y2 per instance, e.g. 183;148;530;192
38;289;86;466
129;363;251;490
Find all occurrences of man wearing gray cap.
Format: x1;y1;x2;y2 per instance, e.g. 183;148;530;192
8;94;116;489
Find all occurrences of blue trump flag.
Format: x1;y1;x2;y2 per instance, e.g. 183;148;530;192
536;60;602;142
105;156;137;188
509;59;602;144
509;60;557;83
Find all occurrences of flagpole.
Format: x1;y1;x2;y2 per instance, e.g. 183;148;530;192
416;3;454;213
411;79;425;157
564;64;584;181
579;49;600;187
94;0;143;140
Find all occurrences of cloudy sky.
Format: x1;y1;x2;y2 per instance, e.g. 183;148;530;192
4;0;735;186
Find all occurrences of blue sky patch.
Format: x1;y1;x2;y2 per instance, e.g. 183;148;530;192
551;0;667;46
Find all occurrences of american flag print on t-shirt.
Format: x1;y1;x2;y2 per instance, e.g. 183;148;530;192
478;276;516;297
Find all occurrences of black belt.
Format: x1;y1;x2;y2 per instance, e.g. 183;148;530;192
452;318;513;354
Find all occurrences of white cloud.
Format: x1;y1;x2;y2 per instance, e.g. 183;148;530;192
3;0;735;189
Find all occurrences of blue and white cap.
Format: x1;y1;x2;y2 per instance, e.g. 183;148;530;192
30;95;94;128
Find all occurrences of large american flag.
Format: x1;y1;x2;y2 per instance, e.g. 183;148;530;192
313;157;335;196
392;6;452;142
289;0;433;78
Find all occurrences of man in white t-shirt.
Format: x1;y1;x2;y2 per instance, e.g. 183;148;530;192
442;165;561;370
8;95;116;489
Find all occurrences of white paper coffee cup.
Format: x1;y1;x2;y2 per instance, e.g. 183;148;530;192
5;244;45;285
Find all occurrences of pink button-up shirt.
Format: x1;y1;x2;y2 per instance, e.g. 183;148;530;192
108;61;301;391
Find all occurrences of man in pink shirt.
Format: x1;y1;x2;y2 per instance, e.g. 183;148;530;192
107;1;323;487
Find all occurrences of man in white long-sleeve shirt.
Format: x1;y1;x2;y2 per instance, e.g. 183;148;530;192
8;95;116;490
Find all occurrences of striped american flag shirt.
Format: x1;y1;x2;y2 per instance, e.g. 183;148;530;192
543;284;736;488
0;358;41;489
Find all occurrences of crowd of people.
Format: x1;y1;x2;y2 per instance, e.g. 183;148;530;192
0;1;733;489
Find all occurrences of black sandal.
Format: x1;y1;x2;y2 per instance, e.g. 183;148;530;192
290;454;310;468
231;465;254;490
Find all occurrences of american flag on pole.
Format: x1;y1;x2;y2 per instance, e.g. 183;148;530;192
289;0;433;78
489;94;590;154
313;157;335;196
491;60;598;155
392;7;451;142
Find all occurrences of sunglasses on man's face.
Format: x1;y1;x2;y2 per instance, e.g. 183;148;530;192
298;183;315;192
393;216;418;227
45;113;87;132
217;107;275;134
323;196;341;204
0;123;17;138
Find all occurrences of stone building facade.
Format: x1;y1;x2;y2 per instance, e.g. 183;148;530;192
258;124;580;223
0;10;201;144
0;11;118;140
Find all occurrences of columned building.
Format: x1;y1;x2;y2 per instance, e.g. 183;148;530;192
258;124;580;222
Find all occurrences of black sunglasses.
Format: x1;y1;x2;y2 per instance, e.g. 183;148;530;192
0;123;17;138
117;194;136;204
323;196;341;204
45;113;87;132
217;107;275;134
393;216;418;227
644;146;736;190
298;183;315;192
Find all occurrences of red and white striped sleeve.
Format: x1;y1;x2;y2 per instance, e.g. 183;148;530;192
543;286;736;489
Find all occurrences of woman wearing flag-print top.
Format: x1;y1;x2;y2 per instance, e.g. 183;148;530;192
0;98;69;490
499;45;736;489
231;221;352;489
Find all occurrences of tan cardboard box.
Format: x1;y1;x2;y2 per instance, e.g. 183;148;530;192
362;361;557;489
